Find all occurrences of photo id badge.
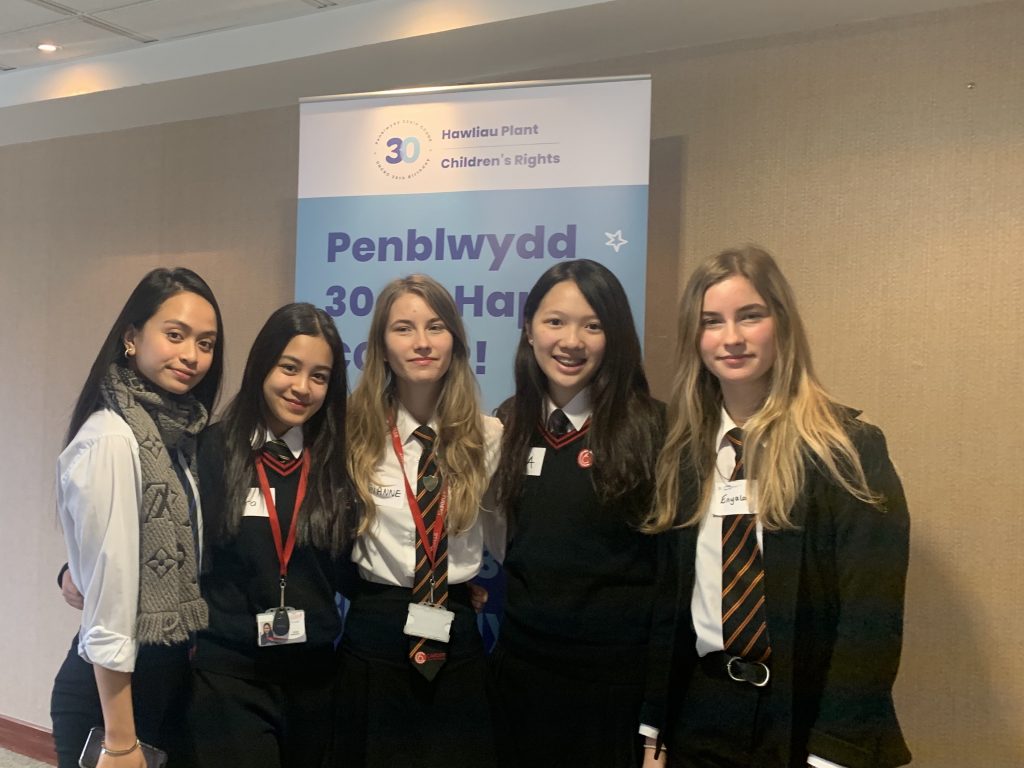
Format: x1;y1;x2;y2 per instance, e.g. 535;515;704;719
711;479;753;517
403;602;455;644
256;608;306;646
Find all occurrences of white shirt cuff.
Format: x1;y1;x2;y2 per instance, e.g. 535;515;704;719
807;754;846;768
79;627;138;673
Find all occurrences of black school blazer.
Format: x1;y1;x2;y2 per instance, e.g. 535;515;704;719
649;418;912;768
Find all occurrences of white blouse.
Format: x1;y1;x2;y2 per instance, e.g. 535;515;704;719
57;409;200;672
351;403;504;587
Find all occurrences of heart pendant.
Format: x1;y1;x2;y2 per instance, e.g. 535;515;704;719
423;475;439;492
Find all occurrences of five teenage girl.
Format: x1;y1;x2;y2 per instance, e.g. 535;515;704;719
53;251;909;768
51;268;223;768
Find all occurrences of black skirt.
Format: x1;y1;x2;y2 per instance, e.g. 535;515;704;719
490;641;648;768
334;580;498;768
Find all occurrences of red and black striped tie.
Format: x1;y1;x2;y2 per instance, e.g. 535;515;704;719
721;428;772;662
409;425;448;680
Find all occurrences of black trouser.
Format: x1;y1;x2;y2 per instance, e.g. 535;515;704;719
189;666;335;768
50;634;194;768
667;654;776;768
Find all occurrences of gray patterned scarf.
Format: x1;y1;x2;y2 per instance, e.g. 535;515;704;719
100;363;209;645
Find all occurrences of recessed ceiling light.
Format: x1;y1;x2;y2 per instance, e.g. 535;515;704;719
37;43;61;53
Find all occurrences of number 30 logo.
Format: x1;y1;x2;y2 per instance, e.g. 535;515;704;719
384;136;421;165
375;120;431;179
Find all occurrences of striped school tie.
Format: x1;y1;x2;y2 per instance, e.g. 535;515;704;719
546;408;572;436
721;428;772;663
262;437;300;476
409;425;448;680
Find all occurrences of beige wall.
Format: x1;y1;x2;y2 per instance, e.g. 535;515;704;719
2;2;1021;764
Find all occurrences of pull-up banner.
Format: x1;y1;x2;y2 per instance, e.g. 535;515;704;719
296;77;651;648
296;76;651;411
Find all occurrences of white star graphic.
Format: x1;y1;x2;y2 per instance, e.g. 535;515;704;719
604;230;628;253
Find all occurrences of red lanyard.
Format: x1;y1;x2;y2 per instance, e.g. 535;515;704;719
255;450;311;579
388;418;448;571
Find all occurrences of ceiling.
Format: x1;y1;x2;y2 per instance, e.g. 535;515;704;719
0;0;1001;147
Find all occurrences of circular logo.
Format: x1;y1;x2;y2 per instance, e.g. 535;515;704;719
577;448;594;468
374;119;432;180
414;651;427;665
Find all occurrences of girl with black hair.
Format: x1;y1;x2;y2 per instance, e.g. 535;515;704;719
51;267;224;768
188;302;355;768
490;259;665;768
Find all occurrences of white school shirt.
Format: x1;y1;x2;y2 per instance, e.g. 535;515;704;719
351;404;504;586
252;424;304;457
57;409;201;673
688;408;843;768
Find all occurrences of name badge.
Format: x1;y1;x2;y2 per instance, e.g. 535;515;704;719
256;608;306;646
370;482;403;501
243;487;274;517
525;447;546;476
711;479;753;516
404;602;455;643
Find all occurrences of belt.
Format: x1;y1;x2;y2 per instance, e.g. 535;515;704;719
699;651;771;687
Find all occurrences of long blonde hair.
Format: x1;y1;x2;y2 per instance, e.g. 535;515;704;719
646;247;880;532
347;275;488;535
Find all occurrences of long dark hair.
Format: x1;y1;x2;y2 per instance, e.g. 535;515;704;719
66;267;224;446
494;259;663;523
215;303;354;553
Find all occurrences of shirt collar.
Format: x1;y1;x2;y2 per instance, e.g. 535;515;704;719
394;401;439;443
544;388;592;432
252;425;304;457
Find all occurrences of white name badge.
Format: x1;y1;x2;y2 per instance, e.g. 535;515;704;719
256;608;306;646
525;447;546;476
243;487;274;518
711;479;753;517
403;602;455;643
369;482;403;503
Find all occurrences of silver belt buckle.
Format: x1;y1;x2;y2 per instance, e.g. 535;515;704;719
726;655;770;687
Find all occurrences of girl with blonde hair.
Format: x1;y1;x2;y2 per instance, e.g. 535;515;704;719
643;246;911;768
337;274;503;768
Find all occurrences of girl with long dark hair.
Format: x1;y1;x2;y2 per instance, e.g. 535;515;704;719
337;274;503;768
188;302;355;768
51;267;224;768
491;258;664;768
643;247;910;767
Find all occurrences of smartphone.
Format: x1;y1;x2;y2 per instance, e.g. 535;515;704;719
79;727;168;768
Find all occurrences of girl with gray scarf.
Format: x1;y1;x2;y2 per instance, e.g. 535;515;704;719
51;268;224;768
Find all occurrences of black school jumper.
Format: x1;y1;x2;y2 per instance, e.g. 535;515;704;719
492;421;658;768
189;424;342;768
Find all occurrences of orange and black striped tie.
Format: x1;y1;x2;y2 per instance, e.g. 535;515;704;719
409;425;448;680
721;428;772;663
